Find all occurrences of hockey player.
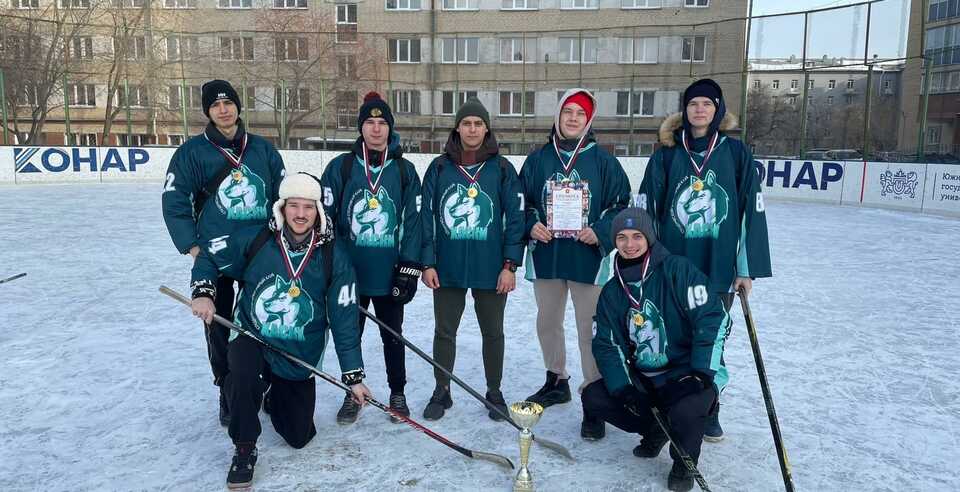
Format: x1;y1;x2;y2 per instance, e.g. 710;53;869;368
162;79;286;427
583;208;730;492
519;89;631;439
419;98;524;421
319;92;422;425
638;78;771;440
190;173;370;489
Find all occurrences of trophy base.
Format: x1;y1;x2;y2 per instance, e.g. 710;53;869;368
513;478;534;492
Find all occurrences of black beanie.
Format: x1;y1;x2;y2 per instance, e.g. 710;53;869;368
455;97;490;128
201;79;242;118
357;92;394;133
681;78;726;135
610;208;657;248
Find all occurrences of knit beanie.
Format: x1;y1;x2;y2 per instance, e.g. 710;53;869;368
610;208;657;248
357;92;395;133
454;97;491;128
681;78;727;135
201;79;242;118
563;91;594;121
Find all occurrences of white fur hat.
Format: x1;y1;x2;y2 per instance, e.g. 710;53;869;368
271;173;326;232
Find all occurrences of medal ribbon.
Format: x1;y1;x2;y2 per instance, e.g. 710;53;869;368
552;131;589;178
276;230;318;287
362;144;388;194
614;253;651;310
205;132;249;170
455;161;487;188
680;130;719;177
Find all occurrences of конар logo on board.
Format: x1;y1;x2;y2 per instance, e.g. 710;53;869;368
14;147;150;173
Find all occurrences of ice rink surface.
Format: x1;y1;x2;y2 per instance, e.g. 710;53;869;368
1;184;958;491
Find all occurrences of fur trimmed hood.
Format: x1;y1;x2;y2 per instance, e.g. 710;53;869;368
658;112;739;147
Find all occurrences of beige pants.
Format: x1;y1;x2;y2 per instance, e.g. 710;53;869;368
533;279;602;392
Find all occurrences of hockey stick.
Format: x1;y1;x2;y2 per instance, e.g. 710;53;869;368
160;286;514;472
739;291;796;492
0;272;26;284
359;306;574;461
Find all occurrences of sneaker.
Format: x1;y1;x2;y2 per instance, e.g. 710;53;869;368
633;426;669;458
219;388;231;427
336;393;361;425
525;371;571;408
423;387;453;421
388;393;410;424
580;414;606;441
226;443;258;489
485;390;508;422
703;403;724;442
667;460;695;492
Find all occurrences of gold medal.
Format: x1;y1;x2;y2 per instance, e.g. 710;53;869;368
231;169;244;182
368;197;380;209
633;313;644;325
692;180;704;192
467;187;478;198
288;285;301;298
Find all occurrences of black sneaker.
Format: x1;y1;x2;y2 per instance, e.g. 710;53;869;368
227;443;257;489
336;393;361;425
633;427;669;458
485;390;508;422
703;403;724;442
219;388;231;427
423;387;452;421
388;393;410;424
525;371;571;408
667;460;695;492
580;414;606;441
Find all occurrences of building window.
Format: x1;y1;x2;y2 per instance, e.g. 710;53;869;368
275;38;308;61
559;37;598;64
114;36;147;60
17;85;40;106
67;84;97;107
681;36;706;62
218;0;251;8
499;91;535;116
164;0;196;7
826;95;834;105
787;95;797;105
790;79;799;89
441;38;479;64
752;79;760;89
389;39;421;63
167;35;199;61
66;133;98;146
772;80;780;89
615;90;655;117
59;0;90;9
684;0;708;6
883;79;893;91
844;94;854;104
16;0;39;8
220;37;254;61
274;0;307;7
441;90;478;115
336;4;358;43
113;0;146;6
275;87;310;111
502;0;537;9
442;0;477;9
927;126;942;145
828;79;836;89
500;38;536;64
71;37;93;60
168;85;202;109
337;55;356;78
561;0;598;9
846;79;855;89
119;85;149;107
392;90;420;114
386;0;420;9
618;37;658;64
621;0;660;8
337;90;358;128
168;134;185;146
807;79;814;89
117;134;149;146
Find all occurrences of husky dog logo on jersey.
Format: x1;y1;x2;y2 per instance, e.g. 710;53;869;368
672;169;728;239
252;276;315;342
349;188;397;247
629;299;668;370
440;183;493;240
216;164;268;220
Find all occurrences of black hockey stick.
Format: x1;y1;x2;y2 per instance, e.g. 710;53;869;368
160;286;514;471
0;273;26;284
739;291;795;492
359;306;574;461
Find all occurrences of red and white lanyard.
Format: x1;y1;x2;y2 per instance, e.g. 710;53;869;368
361;144;388;195
205;132;249;171
680;130;719;177
455;161;486;195
615;253;651;311
275;230;317;295
552;132;588;178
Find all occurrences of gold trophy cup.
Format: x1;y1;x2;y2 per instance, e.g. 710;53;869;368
509;401;545;492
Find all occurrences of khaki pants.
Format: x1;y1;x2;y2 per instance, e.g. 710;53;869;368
533;279;602;392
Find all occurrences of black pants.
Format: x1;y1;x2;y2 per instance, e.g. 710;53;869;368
206;275;240;386
582;380;717;463
225;335;318;448
359;295;406;394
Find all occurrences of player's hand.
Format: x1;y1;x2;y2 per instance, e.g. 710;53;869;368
422;268;440;289
530;222;553;243
496;269;516;294
350;383;372;407
189;245;201;258
734;277;753;297
576;227;598;246
191;297;215;324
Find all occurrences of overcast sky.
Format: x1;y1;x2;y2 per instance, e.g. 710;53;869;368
749;0;909;61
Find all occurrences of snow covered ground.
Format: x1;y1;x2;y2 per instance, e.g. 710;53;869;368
1;183;958;491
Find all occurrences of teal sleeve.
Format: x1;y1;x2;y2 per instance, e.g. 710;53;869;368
592;154;631;255
398;160;424;265
735;144;772;279
190;226;259;294
326;241;364;375
500;158;526;265
670;257;730;380
591;285;634;395
419;161;439;267
319;156;345;231
519;153;542;238
638;149;668;236
162;146;202;254
269;145;286;200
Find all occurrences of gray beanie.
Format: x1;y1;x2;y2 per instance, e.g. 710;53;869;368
610;208;657;247
455;97;491;128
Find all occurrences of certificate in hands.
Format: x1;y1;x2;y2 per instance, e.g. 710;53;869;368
546;180;590;238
